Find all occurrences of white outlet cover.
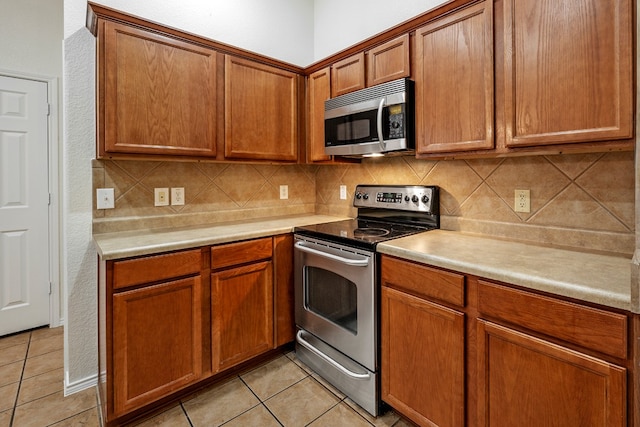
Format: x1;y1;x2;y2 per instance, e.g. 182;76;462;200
340;185;347;200
154;188;169;206
171;187;185;206
279;185;288;200
96;188;115;209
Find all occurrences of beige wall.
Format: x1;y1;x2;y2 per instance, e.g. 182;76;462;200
93;150;635;256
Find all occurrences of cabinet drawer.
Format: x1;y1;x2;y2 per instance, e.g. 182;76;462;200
113;249;202;290
477;280;627;359
211;237;273;269
381;256;465;307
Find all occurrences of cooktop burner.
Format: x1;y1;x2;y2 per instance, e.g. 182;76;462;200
294;185;440;250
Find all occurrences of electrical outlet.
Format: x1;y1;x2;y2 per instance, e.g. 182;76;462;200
340;185;347;200
171;187;185;206
154;188;169;206
96;188;115;209
514;189;530;213
279;185;288;200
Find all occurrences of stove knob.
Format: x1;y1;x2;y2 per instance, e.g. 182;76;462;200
411;195;419;203
422;195;430;204
363;193;369;200
404;195;410;202
356;192;362;199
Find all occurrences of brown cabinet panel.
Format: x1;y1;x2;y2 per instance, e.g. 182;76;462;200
331;52;366;97
478;320;626;426
273;234;295;346
415;1;494;154
112;276;203;416
478;280;627;359
100;21;218;157
502;0;633;147
224;55;299;161
112;249;201;290
382;286;465;427
211;237;273;270
211;261;274;373
367;34;410;86
381;256;465;307
307;67;332;162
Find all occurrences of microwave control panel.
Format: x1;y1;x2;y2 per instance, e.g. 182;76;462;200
387;104;405;139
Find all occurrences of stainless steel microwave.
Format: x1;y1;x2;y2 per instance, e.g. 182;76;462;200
324;78;414;157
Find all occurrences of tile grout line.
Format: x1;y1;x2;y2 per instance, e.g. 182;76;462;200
9;331;31;427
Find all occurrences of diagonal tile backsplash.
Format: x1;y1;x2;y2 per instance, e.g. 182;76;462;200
93;150;635;256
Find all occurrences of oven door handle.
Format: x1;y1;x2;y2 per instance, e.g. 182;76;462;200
294;242;370;267
296;330;371;380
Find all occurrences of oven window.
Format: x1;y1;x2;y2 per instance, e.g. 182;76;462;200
304;266;357;335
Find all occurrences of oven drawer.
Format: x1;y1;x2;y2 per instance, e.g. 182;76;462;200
381;255;465;307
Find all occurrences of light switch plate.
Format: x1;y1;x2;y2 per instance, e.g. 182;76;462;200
280;185;288;200
340;185;347;200
154;188;169;206
171;187;185;206
96;188;115;209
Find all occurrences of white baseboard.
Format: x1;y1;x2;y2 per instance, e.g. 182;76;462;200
64;372;98;397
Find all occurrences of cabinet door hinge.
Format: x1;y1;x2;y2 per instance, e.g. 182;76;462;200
48;193;52;206
49;282;52;295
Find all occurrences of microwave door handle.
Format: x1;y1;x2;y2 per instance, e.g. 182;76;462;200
294;241;369;267
376;97;386;151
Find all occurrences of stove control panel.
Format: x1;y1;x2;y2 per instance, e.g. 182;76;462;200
354;185;438;214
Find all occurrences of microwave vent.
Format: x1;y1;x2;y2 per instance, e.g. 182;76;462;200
325;78;412;111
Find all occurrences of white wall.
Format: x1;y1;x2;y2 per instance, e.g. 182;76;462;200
313;0;449;61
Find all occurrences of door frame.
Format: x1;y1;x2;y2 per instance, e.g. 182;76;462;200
0;69;61;329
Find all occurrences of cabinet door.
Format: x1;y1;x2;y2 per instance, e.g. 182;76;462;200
367;34;410;87
112;276;202;416
100;21;217;157
415;1;494;154
211;261;274;373
331;52;365;97
381;287;465;427
224;56;299;161
478;320;626;426
307;67;332;162
502;0;633;147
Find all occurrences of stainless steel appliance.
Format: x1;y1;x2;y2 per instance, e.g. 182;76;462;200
294;184;439;416
324;78;415;158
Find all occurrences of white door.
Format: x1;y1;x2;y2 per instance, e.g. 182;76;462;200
0;75;50;336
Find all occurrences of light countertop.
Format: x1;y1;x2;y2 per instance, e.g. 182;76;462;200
93;214;347;260
378;229;633;313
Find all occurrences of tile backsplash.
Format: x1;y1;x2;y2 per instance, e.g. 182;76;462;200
93;150;635;256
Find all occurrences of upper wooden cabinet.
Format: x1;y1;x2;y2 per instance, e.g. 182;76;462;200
224;55;300;162
98;20;218;158
415;1;494;154
367;34;411;87
306;67;332;163
330;52;366;97
502;0;633;148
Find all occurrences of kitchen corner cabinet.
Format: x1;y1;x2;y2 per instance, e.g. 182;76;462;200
97;20;218;158
224;56;300;162
211;238;274;373
501;0;633;148
100;248;205;420
415;1;494;154
380;254;633;426
381;256;466;427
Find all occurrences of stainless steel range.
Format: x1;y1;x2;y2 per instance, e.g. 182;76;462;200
293;184;439;416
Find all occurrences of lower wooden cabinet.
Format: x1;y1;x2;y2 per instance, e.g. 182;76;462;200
477;320;626;427
211;260;274;373
98;235;297;426
380;254;633;427
381;286;465;427
112;276;203;416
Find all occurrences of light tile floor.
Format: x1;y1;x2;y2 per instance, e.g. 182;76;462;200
0;327;413;426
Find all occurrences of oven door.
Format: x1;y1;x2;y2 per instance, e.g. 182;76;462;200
294;235;376;371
